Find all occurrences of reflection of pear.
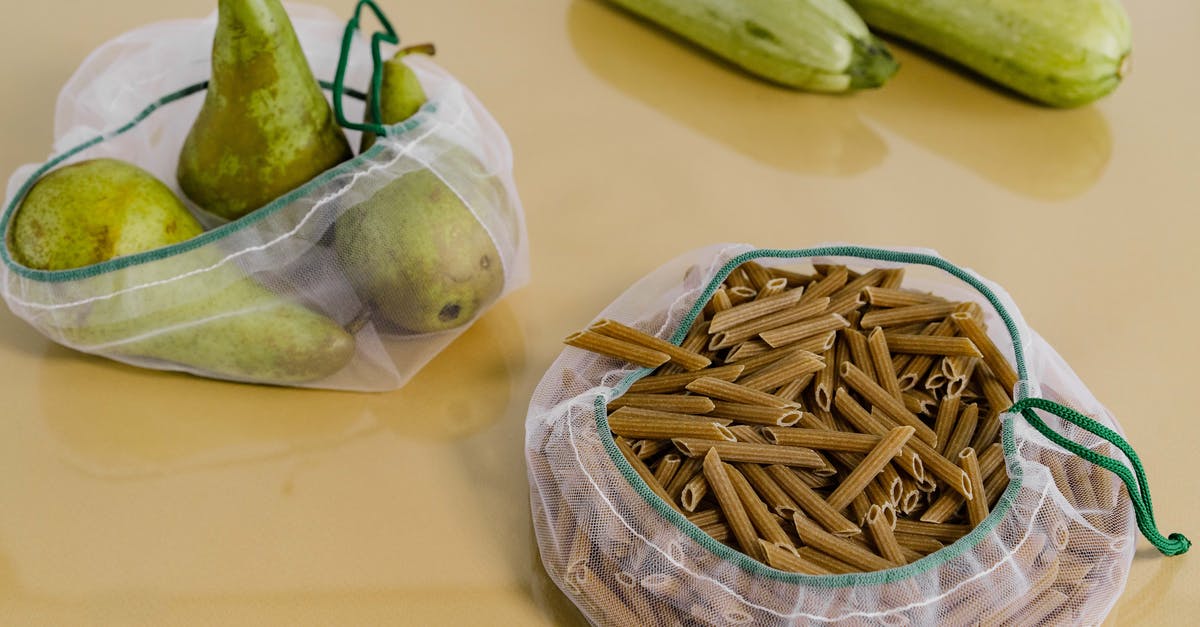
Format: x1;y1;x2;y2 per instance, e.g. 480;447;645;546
858;46;1112;200
567;0;887;176
177;0;352;220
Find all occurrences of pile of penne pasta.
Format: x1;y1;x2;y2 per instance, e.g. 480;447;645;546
564;261;1019;575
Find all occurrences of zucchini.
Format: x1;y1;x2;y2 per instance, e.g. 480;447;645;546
846;0;1132;107
606;0;898;92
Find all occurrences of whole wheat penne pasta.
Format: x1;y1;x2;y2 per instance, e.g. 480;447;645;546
924;366;948;392
615;437;679;511
865;505;907;565
759;540;831;575
673;438;824;468
699;522;731;543
933;393;963;455
565;330;671;368
946;359;978;397
710;402;805;427
815;344;838;411
879;268;905;290
833;390;928;483
740;261;775;291
882;334;983;358
899;478;922;515
851;492;872;526
680;473;709;512
608;406;734;426
709;286;806;333
792;512;897;572
796;546;858;575
590;319;713;371
902;389;938;416
863;286;941;308
878;463;903;505
810;450;839;477
739;463;801;518
920;444;1004;523
724;340;772;362
727;463;795;549
738;353;825;392
654;453;683;487
609;411;735;442
710;298;833;350
667;457;703;499
724;268;750;289
686;509;723;527
728;286;757;305
825;289;868;317
840;363;938;446
843;328;876;383
628;364;746;394
950;312;1019;392
632;439;669;460
896;319;957;389
685;377;795;408
829;268;889;303
978;560;1060;626
941;403;980;458
865;479;895;514
894;519;972;542
958;448;989;526
759;313;850;348
774;375;811;403
702;449;763;560
726;424;770;444
658;319;712;375
866;327;904;402
893;531;948;554
801;266;848;302
769;267;817;287
763;427;883;453
972;363;1013;450
766;465;861;536
853;399;971;499
984;460;1010;509
860;302;959;328
607;393;716;414
794;469;836;490
711;286;733;313
826;426;917;511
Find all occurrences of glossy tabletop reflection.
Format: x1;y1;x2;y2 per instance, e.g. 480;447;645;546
0;0;1197;624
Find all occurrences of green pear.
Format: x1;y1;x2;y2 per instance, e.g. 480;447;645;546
335;168;503;334
177;0;352;221
360;44;436;152
8;158;356;384
9;158;203;270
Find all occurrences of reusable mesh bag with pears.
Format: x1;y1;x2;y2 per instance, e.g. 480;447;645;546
527;244;1188;625
0;1;528;391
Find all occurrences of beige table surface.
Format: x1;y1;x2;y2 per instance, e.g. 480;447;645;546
0;0;1196;624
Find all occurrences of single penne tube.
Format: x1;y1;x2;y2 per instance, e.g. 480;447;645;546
608;409;735;442
794;468;836;490
608;406;733;426
759;314;850;348
958;448;989;526
826;426;917;511
680;473;709;512
726;424;770;444
893;531;948;554
924;367;949;393
867;327;904;401
941;403;980;459
899;480;922;515
710;402;805;427
724;340;772;362
627;364;746;394
894;519;972;542
685;509;723;527
711;286;733;312
666;457;703;499
740;260;775;291
565;330;671;368
903;389;938;417
815;344;838;412
809;449;839;477
796;546;858;575
840;363;938;446
882;334;983;358
708;286;806;333
685;377;795;408
762;427;883;453
654;452;683;487
800;266;848;302
792;512;897;572
769;266;817;287
971;363;1013;450
702;449;763;561
738;352;825;392
657;318;711;375
851;492;872;526
607;393;716;414
721;345;819;379
879;268;905;289
699;521;731;542
766;465;861;536
632;438;669;460
865;505;907;566
932;393;963;455
727;463;795;549
829;268;889;304
843;328;877;382
724;268;750;289
773;375;811;404
615;437;679;511
590;318;713;371
759;540;831;575
728;285;757;305
860;302;959;328
878;463;903;506
739;463;801;519
825;289;868;317
673;438;825;468
863;286;942;308
865;479;895;514
950;312;1019;392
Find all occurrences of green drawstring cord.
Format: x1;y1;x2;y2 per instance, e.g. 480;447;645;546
331;0;398;137
1010;397;1190;556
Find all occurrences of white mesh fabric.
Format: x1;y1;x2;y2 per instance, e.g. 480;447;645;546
526;244;1134;626
1;5;528;390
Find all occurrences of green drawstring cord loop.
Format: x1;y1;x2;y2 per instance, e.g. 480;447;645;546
1010;397;1190;556
332;0;398;137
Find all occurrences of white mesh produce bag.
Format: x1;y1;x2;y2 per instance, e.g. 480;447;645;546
0;2;528;390
527;244;1188;626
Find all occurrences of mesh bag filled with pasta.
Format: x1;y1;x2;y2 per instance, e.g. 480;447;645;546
526;244;1188;626
0;2;528;391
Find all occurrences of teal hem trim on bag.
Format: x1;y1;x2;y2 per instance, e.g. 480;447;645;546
593;246;1031;587
0;81;438;283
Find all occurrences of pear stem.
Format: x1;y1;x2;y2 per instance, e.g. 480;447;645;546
397;43;437;58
